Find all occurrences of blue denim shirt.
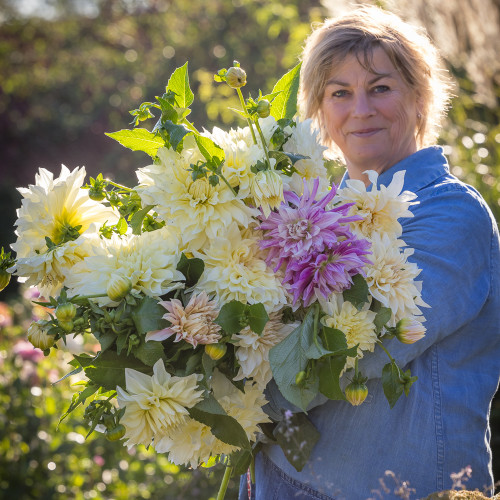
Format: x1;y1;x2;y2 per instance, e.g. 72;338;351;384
241;147;500;499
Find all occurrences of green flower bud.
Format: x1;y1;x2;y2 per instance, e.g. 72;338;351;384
58;319;74;333
107;274;132;302
225;66;247;88
205;343;227;361
55;302;77;322
106;424;126;441
294;370;306;387
0;269;11;292
256;99;271;118
345;381;368;406
27;322;55;350
88;188;105;202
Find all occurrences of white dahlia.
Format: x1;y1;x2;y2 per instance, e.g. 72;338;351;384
116;360;203;448
193;222;288;313
335;170;417;239
155;371;270;468
234;311;299;388
365;232;428;325
282;119;330;196
65;226;184;305
11;165;118;295
321;295;378;371
136;143;258;251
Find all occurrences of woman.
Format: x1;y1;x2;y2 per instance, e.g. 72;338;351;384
240;6;500;499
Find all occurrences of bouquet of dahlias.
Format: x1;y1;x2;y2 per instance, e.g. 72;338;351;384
1;61;428;498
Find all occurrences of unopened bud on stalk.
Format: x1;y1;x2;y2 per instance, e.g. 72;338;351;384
205;343;227;361
345;381;368;406
107;274;132;302
256;99;271;118
58;319;74;333
395;318;426;344
55;302;77;322
225;66;247;89
27;321;55;350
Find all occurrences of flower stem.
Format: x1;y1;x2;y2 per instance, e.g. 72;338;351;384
377;341;395;363
254;118;272;170
236;88;257;145
312;303;321;351
216;465;233;500
250;457;256;483
218;172;238;197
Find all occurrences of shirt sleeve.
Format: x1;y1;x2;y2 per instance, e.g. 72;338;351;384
358;182;494;380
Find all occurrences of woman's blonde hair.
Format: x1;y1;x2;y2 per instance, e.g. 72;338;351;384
299;6;453;150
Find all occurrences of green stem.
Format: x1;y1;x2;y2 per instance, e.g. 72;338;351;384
254;119;272;170
181;119;200;134
312;304;321;351
354;357;359;378
250;456;256;483
216;465;233;500
218;172;238;197
106;180;132;192
377;341;395;363
236;88;257;145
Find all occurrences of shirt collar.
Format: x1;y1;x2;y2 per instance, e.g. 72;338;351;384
339;146;450;192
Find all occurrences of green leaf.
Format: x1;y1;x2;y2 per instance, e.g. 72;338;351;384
268;308;320;411
269;150;309;166
194;135;225;164
163;120;192;151
230;449;253;476
273;412;320;472
176;253;204;287
105;128;165;157
131;296;169;335
270;63;301;121
93;329;116;352
215;300;246;334
52;366;82;385
134;340;165;366
167;62;194;108
74;350;151;391
382;361;404;408
343;274;370;310
130;205;154;235
188;393;250;450
247;303;269;335
58;383;98;425
116;217;128;235
374;306;392;334
317;328;348;400
201;352;217;380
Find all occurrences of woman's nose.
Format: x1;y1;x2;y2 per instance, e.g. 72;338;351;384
352;92;375;118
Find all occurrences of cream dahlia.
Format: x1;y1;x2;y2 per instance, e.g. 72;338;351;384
234;311;299;388
116;360;203;448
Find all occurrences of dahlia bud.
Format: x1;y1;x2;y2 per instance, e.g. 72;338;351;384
55;302;77;322
345;381;368;406
250;169;284;218
205;343;227;361
256;99;271;118
107;274;132;302
58;319;74;333
27;321;55;350
395;318;426;344
225;66;247;89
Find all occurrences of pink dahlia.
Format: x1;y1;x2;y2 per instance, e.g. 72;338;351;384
285;239;372;307
259;179;360;271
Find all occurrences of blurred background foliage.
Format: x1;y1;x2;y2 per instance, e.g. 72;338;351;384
0;0;499;498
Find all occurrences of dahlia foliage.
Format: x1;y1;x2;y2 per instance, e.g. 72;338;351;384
3;62;428;495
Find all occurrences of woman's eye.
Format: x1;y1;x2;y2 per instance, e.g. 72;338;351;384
373;85;390;94
331;89;348;98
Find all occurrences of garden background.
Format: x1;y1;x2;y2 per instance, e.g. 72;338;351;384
1;0;499;498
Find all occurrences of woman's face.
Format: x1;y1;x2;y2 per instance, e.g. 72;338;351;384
321;47;420;181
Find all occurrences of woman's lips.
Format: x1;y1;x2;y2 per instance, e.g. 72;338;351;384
350;128;381;137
